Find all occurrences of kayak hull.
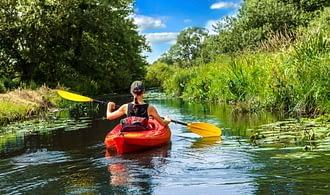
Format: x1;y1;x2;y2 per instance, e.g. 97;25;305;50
104;119;171;155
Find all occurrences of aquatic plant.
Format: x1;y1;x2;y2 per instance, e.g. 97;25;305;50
247;116;330;151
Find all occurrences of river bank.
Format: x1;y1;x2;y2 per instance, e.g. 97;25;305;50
0;86;61;126
149;8;330;117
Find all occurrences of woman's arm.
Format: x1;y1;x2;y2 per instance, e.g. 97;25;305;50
148;105;171;126
106;102;127;120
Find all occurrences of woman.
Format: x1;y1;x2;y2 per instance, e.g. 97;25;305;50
106;81;171;126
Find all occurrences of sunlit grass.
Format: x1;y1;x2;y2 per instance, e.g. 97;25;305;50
0;100;33;122
0;86;63;125
161;8;330;116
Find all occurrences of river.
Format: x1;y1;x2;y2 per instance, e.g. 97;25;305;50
0;96;329;194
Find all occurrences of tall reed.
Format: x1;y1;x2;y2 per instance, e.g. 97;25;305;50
161;8;330;116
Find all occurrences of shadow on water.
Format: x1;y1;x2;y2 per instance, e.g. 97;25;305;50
0;118;99;159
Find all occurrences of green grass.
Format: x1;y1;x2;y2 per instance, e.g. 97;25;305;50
0;86;63;125
0;100;33;120
160;8;330;116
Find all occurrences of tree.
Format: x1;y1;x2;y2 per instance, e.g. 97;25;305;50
199;0;330;63
164;27;208;68
0;0;149;94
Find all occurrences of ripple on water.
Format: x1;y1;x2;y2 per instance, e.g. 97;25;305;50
0;150;71;194
146;135;262;194
11;150;70;165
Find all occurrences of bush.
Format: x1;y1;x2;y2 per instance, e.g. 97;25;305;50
163;69;195;97
0;82;5;93
145;62;175;89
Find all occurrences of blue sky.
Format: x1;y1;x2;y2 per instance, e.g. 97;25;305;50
133;0;242;63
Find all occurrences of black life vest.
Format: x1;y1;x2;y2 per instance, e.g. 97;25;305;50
127;103;149;120
120;103;149;132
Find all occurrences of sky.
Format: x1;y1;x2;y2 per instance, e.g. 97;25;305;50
133;0;242;63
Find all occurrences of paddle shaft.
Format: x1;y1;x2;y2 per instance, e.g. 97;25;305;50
93;99;107;104
169;119;188;126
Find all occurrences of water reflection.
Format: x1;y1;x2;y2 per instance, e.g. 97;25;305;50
63;171;97;194
191;137;222;149
149;98;277;137
106;144;171;193
108;161;130;186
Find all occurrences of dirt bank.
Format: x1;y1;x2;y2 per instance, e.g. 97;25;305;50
0;86;61;125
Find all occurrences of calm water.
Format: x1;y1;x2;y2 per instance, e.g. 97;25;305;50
0;97;329;194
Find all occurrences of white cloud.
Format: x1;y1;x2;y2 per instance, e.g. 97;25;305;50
184;19;192;24
145;32;178;44
210;1;241;9
133;15;166;31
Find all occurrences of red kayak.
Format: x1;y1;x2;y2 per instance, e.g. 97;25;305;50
104;118;171;155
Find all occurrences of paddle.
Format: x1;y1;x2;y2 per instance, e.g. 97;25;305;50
57;89;222;137
170;119;221;137
57;89;106;104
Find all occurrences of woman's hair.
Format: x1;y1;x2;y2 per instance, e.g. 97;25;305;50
130;81;145;114
130;81;145;96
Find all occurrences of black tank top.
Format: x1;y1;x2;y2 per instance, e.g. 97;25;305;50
127;103;149;119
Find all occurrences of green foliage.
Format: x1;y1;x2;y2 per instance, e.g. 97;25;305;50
201;0;329;62
0;82;5;93
264;20;330;115
0;0;149;95
0;76;20;92
183;77;211;101
287;9;330;114
280;0;330;13
238;0;301;31
163;69;195;96
0;100;32;125
145;62;175;88
160;27;208;68
159;7;330;116
224;0;300;52
143;1;330;117
179;54;274;110
226;60;249;101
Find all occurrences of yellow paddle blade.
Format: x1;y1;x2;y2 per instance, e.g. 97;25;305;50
57;90;93;102
187;122;222;137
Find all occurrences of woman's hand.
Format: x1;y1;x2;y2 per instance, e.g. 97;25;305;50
164;115;171;122
163;115;171;125
107;102;116;112
106;103;127;120
148;105;171;126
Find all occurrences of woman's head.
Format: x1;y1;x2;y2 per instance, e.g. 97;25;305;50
130;81;145;96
